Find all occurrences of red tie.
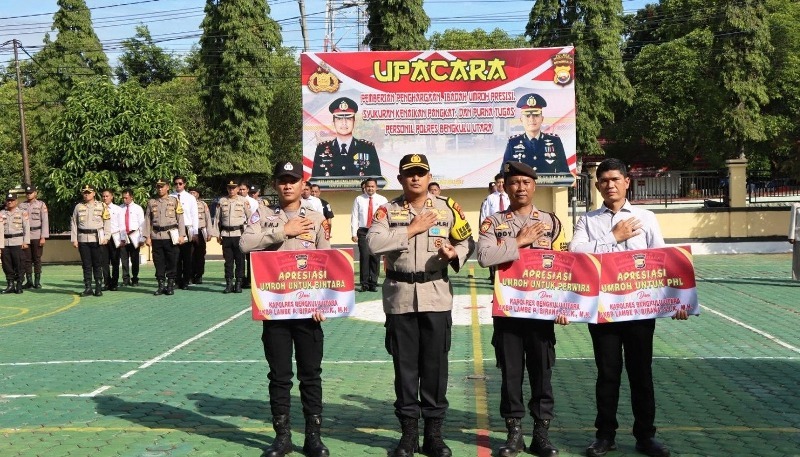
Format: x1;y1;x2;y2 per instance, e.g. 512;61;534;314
499;194;505;211
366;196;373;228
125;205;130;232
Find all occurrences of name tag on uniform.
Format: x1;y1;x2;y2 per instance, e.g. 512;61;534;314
495;223;509;229
428;226;447;237
390;210;409;220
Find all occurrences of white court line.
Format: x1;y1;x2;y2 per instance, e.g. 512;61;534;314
700;304;800;354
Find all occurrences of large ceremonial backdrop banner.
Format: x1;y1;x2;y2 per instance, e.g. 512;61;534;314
301;48;577;190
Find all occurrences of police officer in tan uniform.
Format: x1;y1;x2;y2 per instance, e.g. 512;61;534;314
70;185;111;297
1;192;30;294
142;179;185;296
215;181;251;293
367;154;474;457
476;161;565;457
190;188;215;285
240;160;331;457
20;184;48;289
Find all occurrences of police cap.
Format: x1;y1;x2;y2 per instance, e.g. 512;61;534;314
503;161;537;180
398;154;430;173
274;160;303;180
226;180;238;188
24;184;37;193
248;184;260;194
81;184;95;193
155;179;169;187
329;97;358;118
5;192;15;200
516;93;547;115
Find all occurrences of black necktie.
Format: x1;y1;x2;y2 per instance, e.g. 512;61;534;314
341;143;348;155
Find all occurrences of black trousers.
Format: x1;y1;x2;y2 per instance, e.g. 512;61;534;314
588;319;657;441
262;319;324;417
101;242;120;287
78;242;103;283
120;243;140;281
151;239;178;281
492;317;556;420
176;235;193;286
23;242;44;275
357;227;379;288
385;311;452;419
191;235;207;280
2;245;24;282
221;236;244;280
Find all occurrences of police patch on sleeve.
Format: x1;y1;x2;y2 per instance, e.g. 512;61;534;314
480;218;492;234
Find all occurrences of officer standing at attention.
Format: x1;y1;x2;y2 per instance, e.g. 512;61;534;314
477;161;566;457
240;160;332;457
312;96;381;178
502;93;569;175
142;179;185;296
171;175;199;290
1;192;30;294
70;185;111;297
19;184;48;289
367;154;474;457
215;181;251;293
190;188;215;285
120;188;145;286
100;188;124;291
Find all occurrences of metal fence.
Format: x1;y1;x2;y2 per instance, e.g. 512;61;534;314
747;171;800;204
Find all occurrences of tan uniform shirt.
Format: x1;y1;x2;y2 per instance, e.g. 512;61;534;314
197;199;217;238
214;196;251;237
2;208;30;247
70;201;111;243
19;199;49;240
142;196;185;241
367;195;475;314
240;206;330;253
476;206;562;268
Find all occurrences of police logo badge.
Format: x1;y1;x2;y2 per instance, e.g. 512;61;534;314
307;65;340;93
296;254;309;270
542;254;555;269
633;254;647;269
551;53;574;86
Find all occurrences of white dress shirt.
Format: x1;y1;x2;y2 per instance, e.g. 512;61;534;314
351;192;388;237
302;195;325;214
569;200;665;253
107;203;123;235
121;202;145;247
480;191;510;221
171;189;199;236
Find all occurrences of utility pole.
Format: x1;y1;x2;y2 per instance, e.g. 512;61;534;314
297;0;309;53
9;39;31;185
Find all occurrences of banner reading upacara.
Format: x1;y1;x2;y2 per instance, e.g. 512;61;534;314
301;48;577;190
250;249;355;320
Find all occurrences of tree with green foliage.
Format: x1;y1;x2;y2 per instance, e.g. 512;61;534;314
43;77;191;231
364;0;430;50
526;0;632;157
429;28;528;50
116;25;184;87
266;48;302;166
197;0;282;179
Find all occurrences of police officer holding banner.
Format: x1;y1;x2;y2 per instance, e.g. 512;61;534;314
367;153;474;457
1;192;30;294
502;93;569;175
240;160;331;457
477;161;565;457
20;184;48;289
142;179;185;296
70;185;111;297
215;181;251;294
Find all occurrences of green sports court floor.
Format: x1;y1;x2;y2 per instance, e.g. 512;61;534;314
1;254;798;457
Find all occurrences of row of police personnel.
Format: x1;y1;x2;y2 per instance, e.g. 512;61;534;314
1;185;49;294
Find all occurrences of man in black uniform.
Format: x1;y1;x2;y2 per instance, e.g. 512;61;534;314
477;162;566;457
312;96;381;178
19;184;48;289
502;93;569;175
70;185;111;297
1;192;29;294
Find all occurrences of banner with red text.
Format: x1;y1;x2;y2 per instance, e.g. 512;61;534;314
301;48;577;190
250;249;355;320
493;250;600;323
492;246;699;323
597;246;699;323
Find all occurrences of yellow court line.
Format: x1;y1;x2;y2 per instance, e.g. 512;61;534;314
468;267;492;455
0;295;81;327
0;307;30;320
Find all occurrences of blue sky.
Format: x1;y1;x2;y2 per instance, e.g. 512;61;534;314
1;0;653;64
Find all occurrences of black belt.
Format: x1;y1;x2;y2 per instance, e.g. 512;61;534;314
78;228;97;234
221;224;244;232
386;269;448;284
30;225;41;230
152;224;178;232
5;233;23;238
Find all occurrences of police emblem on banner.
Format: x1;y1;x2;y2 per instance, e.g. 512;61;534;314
633;254;646;269
551;53;574;86
307;65;340;93
296;254;309;270
542;254;555;269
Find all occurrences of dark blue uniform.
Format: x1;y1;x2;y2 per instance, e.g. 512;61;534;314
502;132;569;175
312;138;381;178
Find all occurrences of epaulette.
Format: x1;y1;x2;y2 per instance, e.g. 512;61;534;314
317;139;333;146
508;133;524;140
357;138;374;145
544;132;560;137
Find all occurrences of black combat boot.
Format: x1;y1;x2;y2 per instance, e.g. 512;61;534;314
93;280;103;297
80;281;93;297
529;419;558;457
392;416;419;457
223;278;233;294
34;273;42;289
422;417;451;457
14;280;24;294
263;414;292;457
303;415;330;457
165;279;175;295
23;273;34;289
498;417;525;457
1;281;14;294
233;279;243;293
153;280;165;296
